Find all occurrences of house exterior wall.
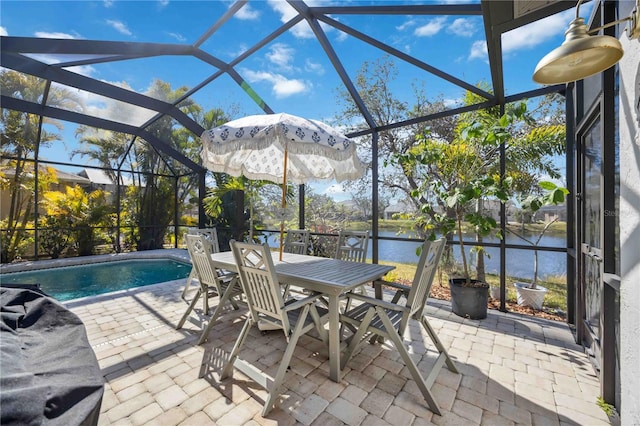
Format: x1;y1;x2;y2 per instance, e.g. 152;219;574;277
618;17;640;424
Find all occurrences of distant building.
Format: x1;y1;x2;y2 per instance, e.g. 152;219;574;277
77;168;135;201
534;204;567;222
482;199;518;222
0;163;91;220
384;201;417;220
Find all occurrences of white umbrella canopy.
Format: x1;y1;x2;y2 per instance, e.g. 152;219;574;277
200;112;366;184
200;112;367;259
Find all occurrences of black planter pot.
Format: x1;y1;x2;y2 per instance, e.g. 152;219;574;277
449;278;489;319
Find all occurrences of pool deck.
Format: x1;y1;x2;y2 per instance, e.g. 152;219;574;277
58;267;610;426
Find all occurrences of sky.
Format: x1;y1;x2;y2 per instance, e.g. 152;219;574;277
0;0;584;201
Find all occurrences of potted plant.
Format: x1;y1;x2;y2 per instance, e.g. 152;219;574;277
433;175;510;319
407;139;511;318
509;181;569;310
398;101;552;319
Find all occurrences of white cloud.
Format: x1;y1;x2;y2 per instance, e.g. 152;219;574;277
230;43;248;58
305;59;325;75
235;3;259;20
167;32;186;42
414;17;447;37
106;20;132;36
103;0;113;7
34;31;77;39
468;40;488;62
502;10;572;54
267;0;331;39
0;26;8;36
323;183;347;197
443;97;461;108
158;0;169;7
23;52;96;77
243;69;309;98
67;65;97;77
447;18;476;37
78;79;158;126
396;19;416;31
267;43;295;71
468;9;574;62
334;30;348;43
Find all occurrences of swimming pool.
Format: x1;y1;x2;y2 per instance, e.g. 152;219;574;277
0;259;191;301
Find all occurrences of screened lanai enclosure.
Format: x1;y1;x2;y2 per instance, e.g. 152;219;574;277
2;1;639;418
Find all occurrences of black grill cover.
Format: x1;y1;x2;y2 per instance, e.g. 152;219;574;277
1;285;104;425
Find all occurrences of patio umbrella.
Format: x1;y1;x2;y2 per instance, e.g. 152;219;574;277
201;112;366;259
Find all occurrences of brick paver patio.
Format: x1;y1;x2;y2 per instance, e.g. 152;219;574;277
65;271;610;426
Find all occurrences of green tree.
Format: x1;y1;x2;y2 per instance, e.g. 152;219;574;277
401;124;512;283
203;175;292;248
40;185;113;256
1;70;82;262
507;181;569;288
38;214;73;259
334;55;458;215
74;80;205;251
335;58;565;241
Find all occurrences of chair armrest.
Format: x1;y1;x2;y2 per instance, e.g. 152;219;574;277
217;270;237;279
374;279;409;293
282;293;325;312
345;293;409;313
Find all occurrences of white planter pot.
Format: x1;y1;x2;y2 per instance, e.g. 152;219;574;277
514;282;548;310
489;286;501;299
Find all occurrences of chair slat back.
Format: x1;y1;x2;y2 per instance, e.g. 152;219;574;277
335;230;369;263
186;228;221;253
283;229;310;255
185;234;219;288
406;238;446;320
230;241;290;333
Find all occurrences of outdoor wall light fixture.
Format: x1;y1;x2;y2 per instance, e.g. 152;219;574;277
532;0;639;85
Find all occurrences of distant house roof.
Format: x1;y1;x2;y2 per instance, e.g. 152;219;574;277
1;162;90;185
79;168;134;186
385;201;416;214
54;169;91;185
79;168;114;185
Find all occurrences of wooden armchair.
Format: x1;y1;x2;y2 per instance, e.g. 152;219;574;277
283;229;310;255
339;238;457;415
176;234;243;345
181;228;222;300
334;230;369;263
220;241;328;416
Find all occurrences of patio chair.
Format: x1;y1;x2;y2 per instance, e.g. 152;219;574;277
281;229;311;297
176;234;243;344
220;241;328;416
181;228;222;300
335;230;369;295
335;230;369;262
283;229;310;255
339;237;457;416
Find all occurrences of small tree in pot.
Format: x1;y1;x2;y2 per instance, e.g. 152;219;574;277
423;175;510;319
509;181;568;309
402;119;513;319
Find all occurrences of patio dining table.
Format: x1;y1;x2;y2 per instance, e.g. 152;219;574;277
209;251;395;382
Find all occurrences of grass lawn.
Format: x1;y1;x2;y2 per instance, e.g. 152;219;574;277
377;259;568;313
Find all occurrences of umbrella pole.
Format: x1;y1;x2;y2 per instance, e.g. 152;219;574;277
279;149;288;261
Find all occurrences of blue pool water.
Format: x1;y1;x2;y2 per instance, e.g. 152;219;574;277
0;259;191;301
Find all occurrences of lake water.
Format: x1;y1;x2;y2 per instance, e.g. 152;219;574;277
264;230;567;280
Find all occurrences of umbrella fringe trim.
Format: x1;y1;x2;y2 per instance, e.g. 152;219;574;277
200;160;366;185
201;135;360;161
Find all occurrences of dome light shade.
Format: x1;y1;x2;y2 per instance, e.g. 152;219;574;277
533;17;624;85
